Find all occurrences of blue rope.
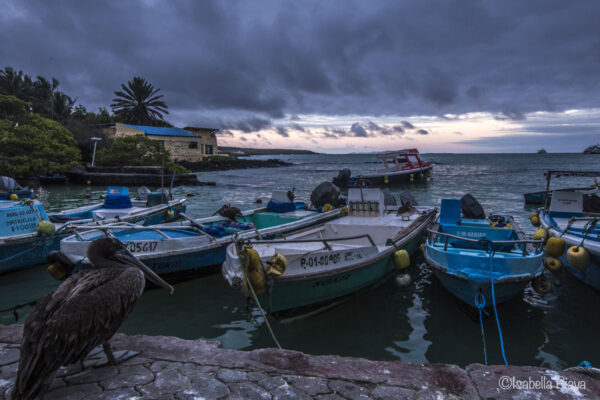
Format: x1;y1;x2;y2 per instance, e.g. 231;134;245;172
578;361;592;368
475;292;488;365
488;242;509;365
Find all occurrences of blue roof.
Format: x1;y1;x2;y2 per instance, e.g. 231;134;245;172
124;124;197;138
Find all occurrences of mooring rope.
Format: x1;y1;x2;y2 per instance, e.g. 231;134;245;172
475;291;488;365
244;273;282;350
486;240;509;365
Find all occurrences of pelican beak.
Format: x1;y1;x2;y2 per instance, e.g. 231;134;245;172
114;247;175;294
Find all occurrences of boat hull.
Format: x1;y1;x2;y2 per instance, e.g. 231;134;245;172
250;220;426;313
429;267;536;306
339;166;433;188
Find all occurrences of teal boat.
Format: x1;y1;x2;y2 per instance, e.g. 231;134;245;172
222;188;437;314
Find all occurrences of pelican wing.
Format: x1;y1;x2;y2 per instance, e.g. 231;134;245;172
13;267;144;400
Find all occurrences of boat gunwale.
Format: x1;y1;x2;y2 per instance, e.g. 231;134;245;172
263;208;437;283
61;208;344;262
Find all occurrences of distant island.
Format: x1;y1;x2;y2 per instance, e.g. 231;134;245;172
537;148;547;154
220;146;319;156
583;144;600;154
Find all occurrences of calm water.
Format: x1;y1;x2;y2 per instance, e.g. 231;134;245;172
1;153;599;368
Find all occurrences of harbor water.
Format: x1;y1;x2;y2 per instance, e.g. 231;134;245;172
1;153;599;368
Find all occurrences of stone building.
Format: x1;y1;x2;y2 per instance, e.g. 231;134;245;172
108;123;220;162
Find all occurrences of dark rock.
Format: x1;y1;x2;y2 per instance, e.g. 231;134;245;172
216;368;248;382
176;374;230;399
0;346;19;367
228;381;272;400
103;365;154;390
93;388;141;400
285;375;331;396
371;385;416;399
44;383;102;400
65;366;119;385
271;382;313;400
328;380;373;400
138;368;190;396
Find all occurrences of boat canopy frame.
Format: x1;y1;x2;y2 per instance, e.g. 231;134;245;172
376;149;428;171
543;170;600;210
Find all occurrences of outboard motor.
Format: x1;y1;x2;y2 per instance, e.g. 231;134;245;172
137;186;152;201
311;182;343;208
333;168;351;187
461;194;485;219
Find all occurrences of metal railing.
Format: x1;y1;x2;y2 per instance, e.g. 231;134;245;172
427;229;544;256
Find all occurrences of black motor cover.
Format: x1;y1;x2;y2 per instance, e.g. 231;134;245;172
311;182;342;208
332;168;351;187
583;194;600;213
461;193;486;219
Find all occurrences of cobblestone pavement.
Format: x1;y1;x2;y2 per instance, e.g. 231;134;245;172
1;325;598;399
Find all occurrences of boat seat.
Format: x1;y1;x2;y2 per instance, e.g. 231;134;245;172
439;199;461;225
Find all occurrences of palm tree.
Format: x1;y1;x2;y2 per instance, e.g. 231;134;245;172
110;77;169;125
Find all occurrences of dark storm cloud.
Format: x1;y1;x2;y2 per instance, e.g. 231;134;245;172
275;126;289;137
401;121;415;129
1;0;598;125
393;126;405;133
217;130;234;137
289;123;305;132
495;109;526;121
350;123;369;137
220;117;272;133
416;129;430;135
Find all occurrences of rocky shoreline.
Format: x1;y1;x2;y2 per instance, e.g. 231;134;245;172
178;158;292;172
1;324;597;399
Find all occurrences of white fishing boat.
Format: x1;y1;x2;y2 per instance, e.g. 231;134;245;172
59;190;344;278
222;188;437;314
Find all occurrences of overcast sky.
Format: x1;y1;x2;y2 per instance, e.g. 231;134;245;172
1;0;599;153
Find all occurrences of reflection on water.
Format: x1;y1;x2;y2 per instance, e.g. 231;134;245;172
1;153;599;368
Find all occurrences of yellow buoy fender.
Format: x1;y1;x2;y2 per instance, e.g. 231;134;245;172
242;247;266;294
393;249;410;270
384;175;389;184
544;237;566;258
533;228;548;242
409;174;414;182
86;180;92;185
566;246;591;270
266;253;287;277
529;212;540;227
47;262;66;281
9;193;18;201
322;203;334;213
340;206;348;215
166;209;175;219
37;220;55;236
544;257;562;272
419;243;426;253
532;275;552;294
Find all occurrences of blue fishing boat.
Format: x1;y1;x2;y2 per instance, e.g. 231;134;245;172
0;187;186;274
59;190;345;278
222;188;437;314
538;170;600;291
424;198;544;307
47;187;186;226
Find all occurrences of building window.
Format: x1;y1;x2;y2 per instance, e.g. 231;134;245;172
205;145;214;155
189;141;198;149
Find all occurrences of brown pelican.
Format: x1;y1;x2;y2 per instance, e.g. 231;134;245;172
12;237;174;400
214;204;243;222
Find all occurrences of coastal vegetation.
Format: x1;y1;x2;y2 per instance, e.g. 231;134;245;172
0;95;81;177
95;135;186;173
